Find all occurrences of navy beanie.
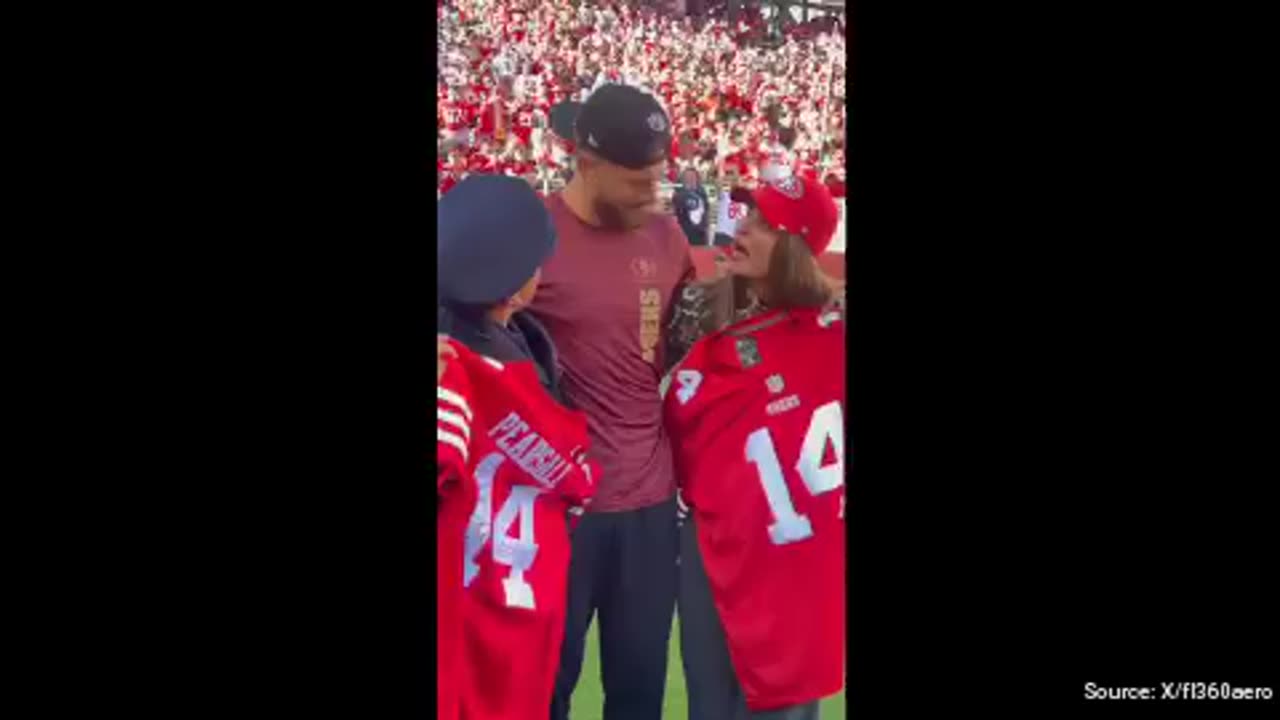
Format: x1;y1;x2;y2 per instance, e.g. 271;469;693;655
437;174;557;305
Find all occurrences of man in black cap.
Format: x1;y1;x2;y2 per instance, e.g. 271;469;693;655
437;174;562;398
539;84;696;720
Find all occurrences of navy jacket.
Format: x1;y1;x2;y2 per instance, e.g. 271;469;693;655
438;303;564;405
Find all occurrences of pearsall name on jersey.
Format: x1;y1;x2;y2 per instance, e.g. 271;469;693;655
489;411;585;492
439;352;589;493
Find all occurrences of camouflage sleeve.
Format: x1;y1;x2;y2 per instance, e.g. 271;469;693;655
663;278;836;377
664;282;713;374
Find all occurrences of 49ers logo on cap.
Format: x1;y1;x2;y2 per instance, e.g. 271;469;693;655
647;112;667;133
770;175;804;200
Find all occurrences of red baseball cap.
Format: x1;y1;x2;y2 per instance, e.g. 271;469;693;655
731;174;840;257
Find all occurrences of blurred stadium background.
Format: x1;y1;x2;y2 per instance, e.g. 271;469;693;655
437;0;848;278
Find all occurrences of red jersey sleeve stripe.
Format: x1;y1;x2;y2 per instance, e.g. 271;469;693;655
437;386;473;422
437;408;471;442
437;428;469;462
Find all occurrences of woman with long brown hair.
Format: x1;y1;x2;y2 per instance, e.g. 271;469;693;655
665;173;847;720
666;173;844;368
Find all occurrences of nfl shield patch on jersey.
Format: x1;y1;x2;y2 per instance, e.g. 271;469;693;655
765;374;785;394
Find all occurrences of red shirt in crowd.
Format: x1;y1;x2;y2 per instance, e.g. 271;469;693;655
439;173;461;197
467;153;494;174
476;98;503;141
824;174;847;198
510;103;547;147
442;103;468;133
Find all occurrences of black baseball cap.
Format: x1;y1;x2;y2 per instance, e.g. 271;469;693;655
549;84;672;170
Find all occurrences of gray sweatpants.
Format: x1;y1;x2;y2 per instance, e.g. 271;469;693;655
677;516;821;720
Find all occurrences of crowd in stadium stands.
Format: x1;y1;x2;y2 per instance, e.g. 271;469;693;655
437;0;847;199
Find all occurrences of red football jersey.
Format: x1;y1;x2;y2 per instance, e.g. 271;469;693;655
442;103;468;133
664;308;847;711
476;101;496;141
437;341;598;720
723;151;751;178
436;347;475;720
510;105;535;146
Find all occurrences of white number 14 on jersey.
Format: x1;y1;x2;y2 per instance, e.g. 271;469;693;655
745;401;845;545
463;453;541;609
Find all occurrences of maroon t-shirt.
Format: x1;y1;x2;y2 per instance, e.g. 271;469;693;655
531;195;695;513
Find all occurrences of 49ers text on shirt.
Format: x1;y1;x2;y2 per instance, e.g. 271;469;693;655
639;287;662;364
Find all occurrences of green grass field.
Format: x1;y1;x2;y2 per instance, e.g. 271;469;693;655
569;614;846;720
